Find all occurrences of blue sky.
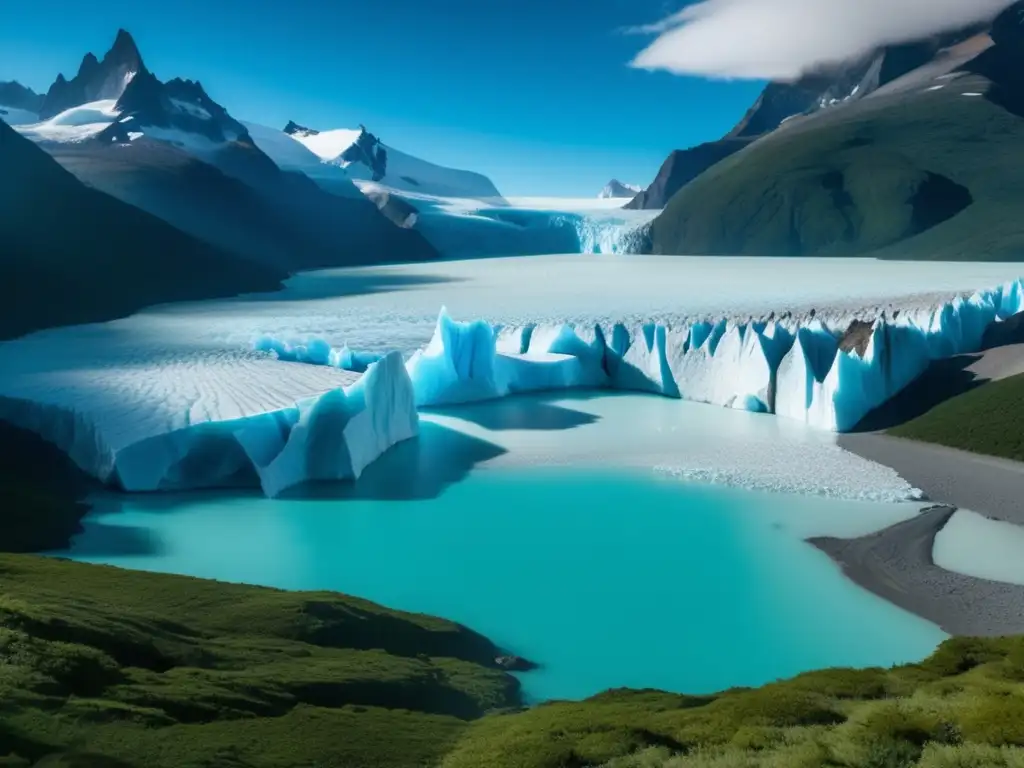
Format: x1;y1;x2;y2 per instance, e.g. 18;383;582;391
0;0;766;197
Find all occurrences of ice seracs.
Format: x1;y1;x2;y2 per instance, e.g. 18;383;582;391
235;352;418;498
267;278;1024;433
0;350;418;499
3;257;1022;499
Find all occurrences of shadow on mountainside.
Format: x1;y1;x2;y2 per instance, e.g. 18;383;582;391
850;313;1024;432
848;354;985;432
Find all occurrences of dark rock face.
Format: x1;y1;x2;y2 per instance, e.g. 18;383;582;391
97;72;251;146
625;137;753;210
965;0;1024;117
0;82;42;113
0;118;284;339
39;29;144;119
340;126;388;181
283;120;318;137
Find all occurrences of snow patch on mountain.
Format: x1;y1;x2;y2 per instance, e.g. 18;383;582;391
243;121;363;199
0;105;40;126
16;100;119;143
286;122;504;200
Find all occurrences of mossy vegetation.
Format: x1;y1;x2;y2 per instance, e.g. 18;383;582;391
443;637;1024;768
649;85;1024;260
0;554;520;768
888;372;1024;461
3;550;1024;768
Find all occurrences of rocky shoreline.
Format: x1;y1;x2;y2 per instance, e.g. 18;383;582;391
809;505;1024;637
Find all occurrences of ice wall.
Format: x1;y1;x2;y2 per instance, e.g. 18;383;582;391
261;279;1024;434
0;351;418;498
411;206;653;259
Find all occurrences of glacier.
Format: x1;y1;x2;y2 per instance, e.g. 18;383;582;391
0;350;417;498
358;191;657;258
2;256;1023;499
264;278;1024;433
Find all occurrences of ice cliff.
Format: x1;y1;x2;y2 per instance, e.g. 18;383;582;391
409;206;654;259
0;351;417;498
265;279;1024;434
5;278;1021;500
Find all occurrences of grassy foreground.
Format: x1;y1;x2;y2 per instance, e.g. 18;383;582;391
0;554;520;768
2;555;1024;767
889;372;1024;462
444;638;1024;768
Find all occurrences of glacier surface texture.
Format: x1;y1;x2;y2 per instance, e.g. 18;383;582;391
2;256;1022;498
268;278;1024;432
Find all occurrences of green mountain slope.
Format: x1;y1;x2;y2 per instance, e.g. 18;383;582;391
649;79;1024;260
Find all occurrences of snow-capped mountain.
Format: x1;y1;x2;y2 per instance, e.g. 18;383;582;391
0;82;42;125
598;180;641;199
284;121;505;200
244;120;362;199
0;117;283;339
39;29;143;120
12;29;440;271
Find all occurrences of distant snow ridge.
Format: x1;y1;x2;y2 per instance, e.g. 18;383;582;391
598;180;642;199
261;278;1024;434
0;352;417;499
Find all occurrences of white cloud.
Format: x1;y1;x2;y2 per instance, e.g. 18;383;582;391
629;0;1015;81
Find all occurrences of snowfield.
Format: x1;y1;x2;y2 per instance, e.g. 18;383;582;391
1;255;1021;498
15;99;119;143
287;124;504;200
0;104;39;126
243;121;364;199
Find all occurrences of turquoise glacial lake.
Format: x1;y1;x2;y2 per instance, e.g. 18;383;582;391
57;464;946;702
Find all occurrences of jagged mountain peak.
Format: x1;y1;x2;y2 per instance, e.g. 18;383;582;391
598;180;642;199
283;120;318;137
39;29;147;119
97;67;250;146
0;81;43;113
79;52;100;74
111;28;141;59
